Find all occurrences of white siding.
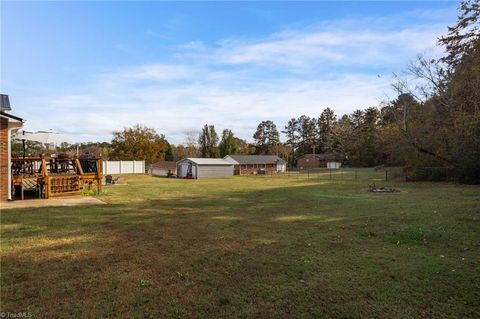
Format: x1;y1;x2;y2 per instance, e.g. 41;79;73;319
197;165;233;179
177;161;197;178
277;163;287;172
150;168;169;176
177;159;232;179
327;161;341;169
177;162;188;178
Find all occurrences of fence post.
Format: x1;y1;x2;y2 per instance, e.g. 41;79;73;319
120;160;122;174
330;169;332;180
355;169;357;181
307;169;309;179
385;169;388;182
133;160;136;174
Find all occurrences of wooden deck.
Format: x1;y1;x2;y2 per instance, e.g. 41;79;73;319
11;157;103;199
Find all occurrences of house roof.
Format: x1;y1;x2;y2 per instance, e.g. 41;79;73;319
148;161;177;169
178;158;233;166
0;111;23;122
0;94;11;111
298;153;342;161
224;155;286;165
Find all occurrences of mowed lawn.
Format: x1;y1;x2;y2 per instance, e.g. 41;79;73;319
1;174;479;318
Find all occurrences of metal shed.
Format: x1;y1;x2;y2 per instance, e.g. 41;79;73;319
176;158;234;179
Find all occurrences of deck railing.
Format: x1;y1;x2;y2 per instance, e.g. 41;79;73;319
11;156;103;199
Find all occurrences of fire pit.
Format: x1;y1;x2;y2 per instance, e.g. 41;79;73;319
368;185;401;193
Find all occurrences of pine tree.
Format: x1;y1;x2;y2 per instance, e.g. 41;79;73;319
253;120;280;154
317;108;337;153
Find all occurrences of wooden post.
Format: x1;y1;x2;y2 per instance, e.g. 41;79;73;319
97;159;103;193
75;159;84;175
46;176;50;198
385;170;388;182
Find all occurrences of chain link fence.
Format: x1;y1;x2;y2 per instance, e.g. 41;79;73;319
254;166;458;182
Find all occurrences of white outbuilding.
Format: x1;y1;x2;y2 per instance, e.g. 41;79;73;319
176;158;234;179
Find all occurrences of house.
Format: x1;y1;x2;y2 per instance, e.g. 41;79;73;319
147;161;177;176
223;155;287;175
176;158;233;179
297;153;342;170
0;94;24;201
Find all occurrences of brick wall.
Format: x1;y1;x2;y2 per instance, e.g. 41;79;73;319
297;155;325;169
235;163;278;175
0;117;9;201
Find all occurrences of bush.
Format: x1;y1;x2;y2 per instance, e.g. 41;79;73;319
405;166;456;182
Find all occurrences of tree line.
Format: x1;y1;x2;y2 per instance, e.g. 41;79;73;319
12;1;479;183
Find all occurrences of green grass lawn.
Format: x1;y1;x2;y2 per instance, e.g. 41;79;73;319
1;174;479;318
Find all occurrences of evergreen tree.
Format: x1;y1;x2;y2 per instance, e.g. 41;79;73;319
219;129;237;157
317;108;337;153
283;118;299;153
253;120;280;154
198;124;220;158
297;115;317;155
164;142;174;161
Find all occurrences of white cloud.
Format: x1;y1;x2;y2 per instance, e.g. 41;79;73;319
17;14;451;144
177;18;447;70
104;64;195;82
21;72;390;143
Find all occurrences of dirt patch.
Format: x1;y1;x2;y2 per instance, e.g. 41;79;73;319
1;197;106;210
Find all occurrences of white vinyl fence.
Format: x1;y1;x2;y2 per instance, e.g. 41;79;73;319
103;160;145;175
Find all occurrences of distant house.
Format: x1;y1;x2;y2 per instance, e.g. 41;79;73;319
223;155;287;175
0;94;24;201
297;153;342;169
147;161;177;176
177;158;233;179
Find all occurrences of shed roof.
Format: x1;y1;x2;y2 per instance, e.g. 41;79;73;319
148;161;177;169
224;155;286;165
178;158;233;166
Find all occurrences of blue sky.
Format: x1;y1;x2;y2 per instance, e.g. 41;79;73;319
1;1;459;143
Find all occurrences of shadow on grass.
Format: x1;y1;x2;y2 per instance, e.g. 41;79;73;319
1;180;478;318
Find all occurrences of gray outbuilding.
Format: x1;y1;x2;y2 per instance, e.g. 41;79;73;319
176;158;234;179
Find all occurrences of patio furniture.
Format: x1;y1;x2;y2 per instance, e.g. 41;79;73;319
21;178;41;200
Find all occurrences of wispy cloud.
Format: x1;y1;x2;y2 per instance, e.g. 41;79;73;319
178;17;447;70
